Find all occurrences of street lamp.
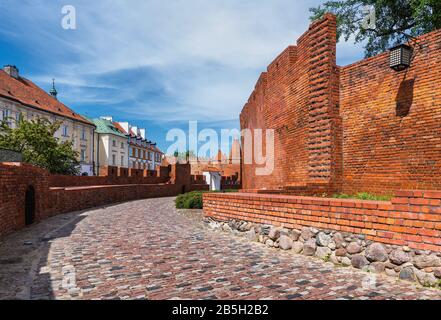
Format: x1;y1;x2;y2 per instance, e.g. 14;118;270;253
389;44;413;71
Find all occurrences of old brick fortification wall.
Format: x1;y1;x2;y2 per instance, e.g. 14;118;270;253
340;31;441;194
204;191;441;252
0;163;49;236
240;13;441;195
241;13;341;193
0;162;203;238
49;166;170;187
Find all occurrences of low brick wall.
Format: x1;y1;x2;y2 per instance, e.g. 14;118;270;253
0;162;206;238
49;174;169;187
46;183;181;216
203;190;441;252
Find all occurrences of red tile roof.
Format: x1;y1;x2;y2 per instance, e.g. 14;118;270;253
112;121;128;135
0;70;93;126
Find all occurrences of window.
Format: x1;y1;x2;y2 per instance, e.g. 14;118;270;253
143;150;146;159
2;109;11;126
62;125;69;137
121;142;124;149
149;152;153;161
81;127;87;140
15;112;21;122
131;148;135;157
80;149;86;162
121;156;124;166
112;154;116;166
112;140;116;147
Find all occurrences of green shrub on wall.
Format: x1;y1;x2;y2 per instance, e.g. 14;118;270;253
176;190;237;209
332;192;392;201
175;191;204;209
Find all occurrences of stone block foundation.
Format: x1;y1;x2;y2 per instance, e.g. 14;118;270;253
203;191;441;286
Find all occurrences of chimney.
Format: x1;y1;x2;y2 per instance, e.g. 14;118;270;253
100;116;113;121
117;122;130;133
139;129;146;140
3;65;19;79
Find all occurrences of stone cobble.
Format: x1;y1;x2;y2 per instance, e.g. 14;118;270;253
0;197;440;300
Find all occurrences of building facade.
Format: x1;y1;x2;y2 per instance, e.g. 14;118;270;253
113;121;164;171
0;65;95;175
87;116;128;174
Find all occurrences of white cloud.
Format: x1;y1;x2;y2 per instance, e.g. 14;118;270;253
0;0;364;122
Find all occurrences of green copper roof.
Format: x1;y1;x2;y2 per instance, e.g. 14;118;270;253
84;116;127;138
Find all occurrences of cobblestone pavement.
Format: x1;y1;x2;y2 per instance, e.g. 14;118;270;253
1;197;440;300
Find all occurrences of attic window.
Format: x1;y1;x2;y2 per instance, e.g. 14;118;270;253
35;100;39;104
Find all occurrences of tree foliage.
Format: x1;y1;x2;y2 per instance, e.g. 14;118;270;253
0;116;80;175
310;0;441;57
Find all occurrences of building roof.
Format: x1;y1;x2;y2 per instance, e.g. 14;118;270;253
112;121;128;135
204;166;222;173
0;70;93;126
86;117;127;138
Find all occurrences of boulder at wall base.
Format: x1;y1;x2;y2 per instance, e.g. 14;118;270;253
413;254;441;269
346;242;362;254
335;248;347;257
368;262;386;273
279;235;293;250
303;239;317;256
246;229;258;242
365;243;388;262
389;249;411;265
341;257;352;266
316;247;332;260
268;227;280;241
291;230;301;241
351;255;369;269
330;252;340;264
301;227;314;241
333;232;345;248
292;241;303;254
316;232;331;247
414;269;438;287
260;225;271;236
399;267;417;282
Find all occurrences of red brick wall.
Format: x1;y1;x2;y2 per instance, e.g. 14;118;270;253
49;165;170;187
46;183;183;217
0;163;49;236
240;14;341;192
240;14;441;195
340;30;441;194
204;190;441;252
0;162;199;238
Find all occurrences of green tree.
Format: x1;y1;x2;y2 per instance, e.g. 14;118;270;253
310;0;441;57
0;116;80;175
172;150;197;163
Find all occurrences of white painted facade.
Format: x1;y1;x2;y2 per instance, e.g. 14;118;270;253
203;171;222;191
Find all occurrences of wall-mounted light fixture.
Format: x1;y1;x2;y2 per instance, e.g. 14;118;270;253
389;44;413;71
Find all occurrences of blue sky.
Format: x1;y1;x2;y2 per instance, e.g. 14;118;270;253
0;0;364;155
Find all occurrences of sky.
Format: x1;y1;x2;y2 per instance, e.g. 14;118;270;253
0;0;365;155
